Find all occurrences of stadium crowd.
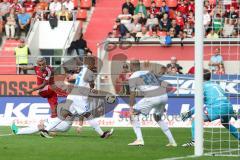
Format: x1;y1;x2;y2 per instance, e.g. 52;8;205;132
109;0;240;40
0;0;94;39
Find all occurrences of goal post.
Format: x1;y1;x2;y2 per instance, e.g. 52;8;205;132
194;0;204;156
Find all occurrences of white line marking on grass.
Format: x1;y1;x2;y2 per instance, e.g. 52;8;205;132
0;133;14;137
158;155;198;160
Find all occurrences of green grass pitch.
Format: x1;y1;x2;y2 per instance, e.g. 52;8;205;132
0;127;239;160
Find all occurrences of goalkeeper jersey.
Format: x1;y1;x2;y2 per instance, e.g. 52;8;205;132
203;81;233;114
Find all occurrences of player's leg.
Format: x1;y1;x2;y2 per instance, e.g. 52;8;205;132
128;98;147;146
84;112;114;138
221;115;240;140
48;120;72;132
182;110;211;147
153;104;177;147
11;122;40;135
128;113;144;146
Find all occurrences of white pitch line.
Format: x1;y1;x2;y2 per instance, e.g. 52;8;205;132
0;133;14;137
158;155;198;160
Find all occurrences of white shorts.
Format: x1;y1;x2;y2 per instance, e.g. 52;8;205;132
67;95;90;116
134;94;168;116
44;117;72;132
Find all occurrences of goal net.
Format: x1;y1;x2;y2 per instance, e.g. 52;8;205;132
199;0;240;156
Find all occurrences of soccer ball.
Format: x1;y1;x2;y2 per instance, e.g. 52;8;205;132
105;94;116;104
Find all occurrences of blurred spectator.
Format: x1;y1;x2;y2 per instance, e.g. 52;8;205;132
149;1;160;17
118;8;132;26
151;29;159;38
168;27;176;38
168;19;180;37
159;13;171;31
222;19;234;37
187;11;195;27
36;0;49;11
122;0;135;15
14;39;31;74
0;0;10;21
188;0;195;13
134;0;147;18
63;0;74;11
176;0;188;18
57;6;72;21
68;33;88;56
0;0;10;34
118;63;131;95
92;0;96;7
146;13;158;31
159;1;169;16
159;66;167;75
207;29;219;39
108;28;120;38
136;26;150;40
113;18;130;38
127;17;141;37
183;22;194;38
49;11;58;29
34;5;46;21
213;14;223;33
215;63;225;75
5;9;17;39
208;48;223;72
17;8;31;38
175;11;184;30
164;32;172;46
49;0;62;13
166;56;183;74
204;0;214;16
9;0;22;13
203;8;211;29
23;0;36;14
225;6;238;21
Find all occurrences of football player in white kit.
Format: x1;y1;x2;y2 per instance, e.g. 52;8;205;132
11;56;113;139
128;60;177;146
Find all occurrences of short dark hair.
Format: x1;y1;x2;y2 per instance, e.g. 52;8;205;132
203;69;211;81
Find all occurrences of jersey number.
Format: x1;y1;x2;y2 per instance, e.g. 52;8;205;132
140;74;158;85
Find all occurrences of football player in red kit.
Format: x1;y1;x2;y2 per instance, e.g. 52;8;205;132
20;57;59;118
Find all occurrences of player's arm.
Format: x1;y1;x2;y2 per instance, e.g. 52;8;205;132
26;81;47;94
19;65;35;70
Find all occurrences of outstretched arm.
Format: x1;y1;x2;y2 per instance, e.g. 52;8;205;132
26;81;47;94
19;65;35;70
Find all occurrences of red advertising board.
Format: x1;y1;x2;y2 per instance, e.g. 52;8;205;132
0;75;65;96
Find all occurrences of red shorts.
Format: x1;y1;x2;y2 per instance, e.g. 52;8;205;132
39;85;58;118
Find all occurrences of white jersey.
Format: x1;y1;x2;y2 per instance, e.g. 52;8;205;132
67;65;94;115
129;71;166;97
129;70;168;115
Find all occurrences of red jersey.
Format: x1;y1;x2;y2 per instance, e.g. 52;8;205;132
34;66;55;86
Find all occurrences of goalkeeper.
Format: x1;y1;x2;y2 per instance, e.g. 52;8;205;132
181;69;240;147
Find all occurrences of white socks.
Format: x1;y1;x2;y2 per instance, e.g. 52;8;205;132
17;125;39;135
87;118;104;136
158;120;176;144
130;115;143;141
